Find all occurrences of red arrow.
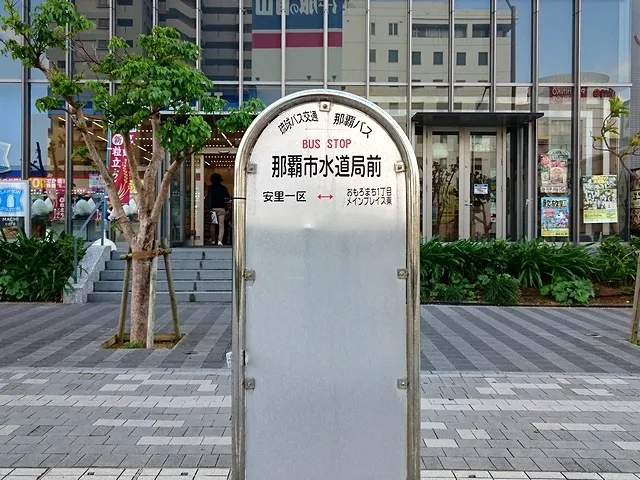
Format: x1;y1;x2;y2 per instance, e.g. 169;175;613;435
317;194;334;200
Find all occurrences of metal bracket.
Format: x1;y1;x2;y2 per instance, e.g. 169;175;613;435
397;268;408;279
397;378;408;389
319;101;331;112
246;163;257;174
244;378;255;390
394;161;406;173
243;269;256;280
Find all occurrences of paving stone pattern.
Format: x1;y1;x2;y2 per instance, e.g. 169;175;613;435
0;304;636;373
0;471;639;480
0;369;637;471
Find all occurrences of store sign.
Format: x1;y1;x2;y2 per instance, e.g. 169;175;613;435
548;86;616;100
109;130;136;204
252;0;343;46
0;180;31;236
233;90;420;480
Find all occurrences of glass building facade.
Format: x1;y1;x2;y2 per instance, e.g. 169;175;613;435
0;0;638;244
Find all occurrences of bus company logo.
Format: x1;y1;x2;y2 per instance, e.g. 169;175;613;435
255;0;338;16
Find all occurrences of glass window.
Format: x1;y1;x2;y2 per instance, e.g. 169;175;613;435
472;24;490;38
581;0;630;83
412;51;422;65
496;86;531;111
116;0;153;56
496;0;532;83
71;90;110;242
0;3;21;79
369;85;408;133
537;86;573;240
29;0;65;80
244;85;281;107
29;84;65;236
370;49;376;63
580;87;630;240
201;0;240;82
370;76;376;82
0;84;22;179
454;0;489;82
71;1;111;77
159;0;197;42
454;85;490;111
412;85;449;112
246;0;281;82
478;52;488;66
372;0;407;82
539;0;572;80
371;22;376;35
285;0;324;82
330;0;365;82
412;0;448;83
388;22;398;35
388;76;399;82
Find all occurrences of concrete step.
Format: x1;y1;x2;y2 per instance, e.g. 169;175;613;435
99;269;232;281
93;280;231;292
105;259;232;270
110;247;232;261
87;291;232;303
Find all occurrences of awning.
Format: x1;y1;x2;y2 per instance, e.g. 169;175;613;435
411;112;544;128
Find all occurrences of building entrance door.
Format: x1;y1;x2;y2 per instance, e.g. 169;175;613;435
423;128;506;241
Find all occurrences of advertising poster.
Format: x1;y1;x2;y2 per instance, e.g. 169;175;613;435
109;130;136;204
541;196;570;237
583;175;617;224
631;170;640;233
539;149;570;194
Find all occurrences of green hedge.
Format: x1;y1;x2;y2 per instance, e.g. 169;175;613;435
0;230;83;302
420;236;638;306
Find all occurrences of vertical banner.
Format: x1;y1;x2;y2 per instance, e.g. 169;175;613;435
109;130;136;204
541;197;570;237
582;175;618;224
630;170;640;234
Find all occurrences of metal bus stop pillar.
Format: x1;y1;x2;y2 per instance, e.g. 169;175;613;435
232;89;420;480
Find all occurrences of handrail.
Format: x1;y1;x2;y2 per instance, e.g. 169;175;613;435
72;198;105;283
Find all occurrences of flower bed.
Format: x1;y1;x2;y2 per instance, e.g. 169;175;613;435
420;236;637;306
0;230;82;302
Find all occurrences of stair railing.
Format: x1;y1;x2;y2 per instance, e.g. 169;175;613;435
73;198;106;283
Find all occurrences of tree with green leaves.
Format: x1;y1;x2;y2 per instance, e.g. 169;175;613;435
592;96;640;343
0;0;263;342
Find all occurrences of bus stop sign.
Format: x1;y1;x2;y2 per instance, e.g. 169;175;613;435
233;90;420;480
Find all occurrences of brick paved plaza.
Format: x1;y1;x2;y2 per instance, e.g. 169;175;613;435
0;304;637;478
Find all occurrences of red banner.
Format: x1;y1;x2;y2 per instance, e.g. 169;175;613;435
109;130;136;204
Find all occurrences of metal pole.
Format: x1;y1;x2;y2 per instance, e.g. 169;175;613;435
161;237;181;342
146;242;158;349
448;0;454;111
571;0;582;244
117;247;132;345
73;237;78;283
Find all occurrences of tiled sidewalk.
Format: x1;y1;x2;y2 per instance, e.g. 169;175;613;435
0;469;639;480
0;304;636;373
0;369;638;472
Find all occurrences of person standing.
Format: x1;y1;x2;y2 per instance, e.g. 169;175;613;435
206;173;230;246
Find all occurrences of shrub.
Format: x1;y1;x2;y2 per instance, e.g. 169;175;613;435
477;273;520;306
0;229;82;302
593;235;637;286
540;278;595;306
430;274;476;303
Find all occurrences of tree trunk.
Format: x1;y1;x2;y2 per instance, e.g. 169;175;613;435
130;255;152;343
